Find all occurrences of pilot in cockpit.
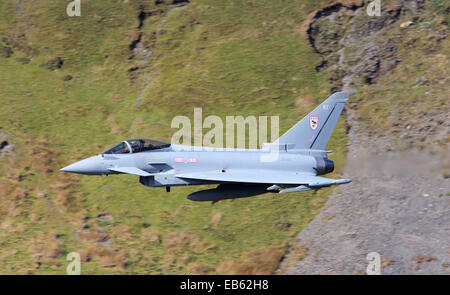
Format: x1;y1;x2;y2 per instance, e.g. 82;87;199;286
130;140;139;152
137;139;145;152
104;139;170;155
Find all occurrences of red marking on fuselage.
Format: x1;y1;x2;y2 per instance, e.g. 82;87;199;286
174;157;197;163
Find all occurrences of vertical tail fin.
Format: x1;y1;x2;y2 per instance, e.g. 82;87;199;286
274;92;349;150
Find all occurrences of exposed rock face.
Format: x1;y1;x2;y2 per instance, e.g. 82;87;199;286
303;0;449;150
0;133;15;158
307;0;427;91
281;0;449;275
127;1;191;101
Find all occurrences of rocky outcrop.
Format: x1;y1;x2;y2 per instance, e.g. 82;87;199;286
303;0;448;150
281;0;449;275
127;1;191;102
306;0;428;92
0;134;15;158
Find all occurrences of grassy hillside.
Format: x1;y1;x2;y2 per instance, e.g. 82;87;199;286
1;0;448;275
0;0;350;274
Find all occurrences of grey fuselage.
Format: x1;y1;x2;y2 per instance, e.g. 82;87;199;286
68;144;326;188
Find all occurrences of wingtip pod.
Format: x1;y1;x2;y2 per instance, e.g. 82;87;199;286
308;177;352;188
334;178;352;185
279;178;351;193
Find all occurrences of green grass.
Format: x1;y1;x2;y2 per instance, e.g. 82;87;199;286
0;0;346;274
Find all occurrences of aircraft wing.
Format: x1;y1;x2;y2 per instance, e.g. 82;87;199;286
176;170;350;187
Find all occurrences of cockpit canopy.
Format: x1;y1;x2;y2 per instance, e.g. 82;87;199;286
104;139;171;154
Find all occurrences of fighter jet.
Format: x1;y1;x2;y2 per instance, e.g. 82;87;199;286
60;92;351;202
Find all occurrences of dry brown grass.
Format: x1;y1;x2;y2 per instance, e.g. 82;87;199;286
295;94;314;109
87;246;128;270
106;116;121;135
381;257;394;267
211;212;222;226
79;228;109;243
412;255;437;264
111;224;135;243
141;228;161;244
28;137;56;174
44;240;63;259
27;232;65;270
217;244;287;275
163;231;212;254
186;262;212;275
275;241;309;274
48;174;81;216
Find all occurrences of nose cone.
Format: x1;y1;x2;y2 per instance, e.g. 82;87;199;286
60;156;103;175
